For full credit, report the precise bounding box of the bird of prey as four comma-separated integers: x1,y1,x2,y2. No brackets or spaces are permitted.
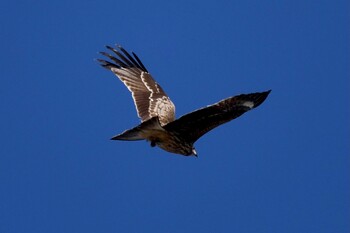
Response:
98,44,270,157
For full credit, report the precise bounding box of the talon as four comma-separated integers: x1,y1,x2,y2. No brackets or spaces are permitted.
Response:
150,141,156,147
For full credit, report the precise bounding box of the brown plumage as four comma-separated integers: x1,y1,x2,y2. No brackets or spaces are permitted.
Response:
98,44,271,156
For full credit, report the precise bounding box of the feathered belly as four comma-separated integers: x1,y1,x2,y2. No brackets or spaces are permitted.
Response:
141,129,192,156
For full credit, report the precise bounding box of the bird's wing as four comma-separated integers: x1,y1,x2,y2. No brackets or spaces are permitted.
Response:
164,90,271,143
98,45,175,125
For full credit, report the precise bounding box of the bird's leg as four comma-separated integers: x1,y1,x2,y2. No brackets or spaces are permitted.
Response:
150,141,156,147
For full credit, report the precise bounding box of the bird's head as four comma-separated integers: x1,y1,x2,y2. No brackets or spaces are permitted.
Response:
191,148,198,157
183,147,198,157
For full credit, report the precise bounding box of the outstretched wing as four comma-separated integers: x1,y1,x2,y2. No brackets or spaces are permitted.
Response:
164,90,271,143
98,45,175,125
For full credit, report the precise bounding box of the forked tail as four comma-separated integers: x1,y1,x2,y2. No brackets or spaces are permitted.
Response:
110,117,162,141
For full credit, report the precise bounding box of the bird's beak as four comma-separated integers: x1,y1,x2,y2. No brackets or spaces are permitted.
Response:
192,149,198,157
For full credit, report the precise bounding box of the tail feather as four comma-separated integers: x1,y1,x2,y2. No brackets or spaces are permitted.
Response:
111,117,162,141
111,128,144,141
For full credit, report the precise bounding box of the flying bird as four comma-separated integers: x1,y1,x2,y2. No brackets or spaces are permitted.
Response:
98,45,270,156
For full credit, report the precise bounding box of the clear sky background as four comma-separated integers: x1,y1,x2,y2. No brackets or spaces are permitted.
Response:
1,1,349,233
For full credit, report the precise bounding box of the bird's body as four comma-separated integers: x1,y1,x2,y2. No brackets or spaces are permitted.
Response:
112,116,196,155
98,45,270,156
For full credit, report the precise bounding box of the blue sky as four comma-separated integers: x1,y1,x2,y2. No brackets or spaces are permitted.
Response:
1,0,349,232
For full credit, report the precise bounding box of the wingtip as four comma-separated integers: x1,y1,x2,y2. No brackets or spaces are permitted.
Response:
264,89,272,98
253,90,271,108
260,89,272,98
115,44,124,51
263,89,272,95
96,58,108,66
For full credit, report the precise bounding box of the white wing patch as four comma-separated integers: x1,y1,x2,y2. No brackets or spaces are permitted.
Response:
242,101,255,109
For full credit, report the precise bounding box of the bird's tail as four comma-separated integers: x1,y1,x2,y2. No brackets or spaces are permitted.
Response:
110,117,162,141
